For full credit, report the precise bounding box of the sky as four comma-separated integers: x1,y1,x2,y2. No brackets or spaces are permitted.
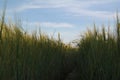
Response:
0,0,120,43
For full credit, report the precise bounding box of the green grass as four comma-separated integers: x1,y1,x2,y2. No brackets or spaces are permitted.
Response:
1,4,120,80
0,17,120,80
0,21,76,80
76,16,120,80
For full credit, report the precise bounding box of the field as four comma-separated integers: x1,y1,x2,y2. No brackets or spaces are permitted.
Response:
0,6,120,80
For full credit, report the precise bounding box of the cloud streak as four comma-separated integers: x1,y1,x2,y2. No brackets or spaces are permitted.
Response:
23,21,74,28
14,1,98,11
66,8,117,19
15,0,119,11
41,22,74,28
8,0,119,20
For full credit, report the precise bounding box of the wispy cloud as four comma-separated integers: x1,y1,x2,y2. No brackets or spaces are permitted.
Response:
7,0,113,12
66,8,117,19
14,3,67,12
8,0,119,20
15,0,119,11
23,21,74,28
41,22,74,28
61,0,119,19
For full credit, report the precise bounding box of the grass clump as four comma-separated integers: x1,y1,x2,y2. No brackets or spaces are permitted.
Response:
76,16,120,80
0,21,75,80
1,2,120,79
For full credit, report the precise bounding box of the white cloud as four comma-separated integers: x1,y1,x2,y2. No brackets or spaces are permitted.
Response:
23,21,40,27
41,22,74,28
10,0,71,12
66,8,117,19
7,0,120,20
23,21,74,28
14,3,67,12
11,0,118,12
22,21,76,43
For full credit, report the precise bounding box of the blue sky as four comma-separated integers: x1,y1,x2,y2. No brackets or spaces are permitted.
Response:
0,0,120,43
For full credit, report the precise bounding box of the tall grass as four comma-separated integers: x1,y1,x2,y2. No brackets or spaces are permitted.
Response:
1,2,120,80
76,15,120,80
0,20,76,80
0,2,77,79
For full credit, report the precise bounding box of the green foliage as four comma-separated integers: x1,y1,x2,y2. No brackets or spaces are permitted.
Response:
0,3,120,79
76,17,120,80
0,22,75,80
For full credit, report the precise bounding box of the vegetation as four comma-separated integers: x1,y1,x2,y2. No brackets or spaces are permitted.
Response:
1,2,120,80
0,20,77,80
75,16,120,80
